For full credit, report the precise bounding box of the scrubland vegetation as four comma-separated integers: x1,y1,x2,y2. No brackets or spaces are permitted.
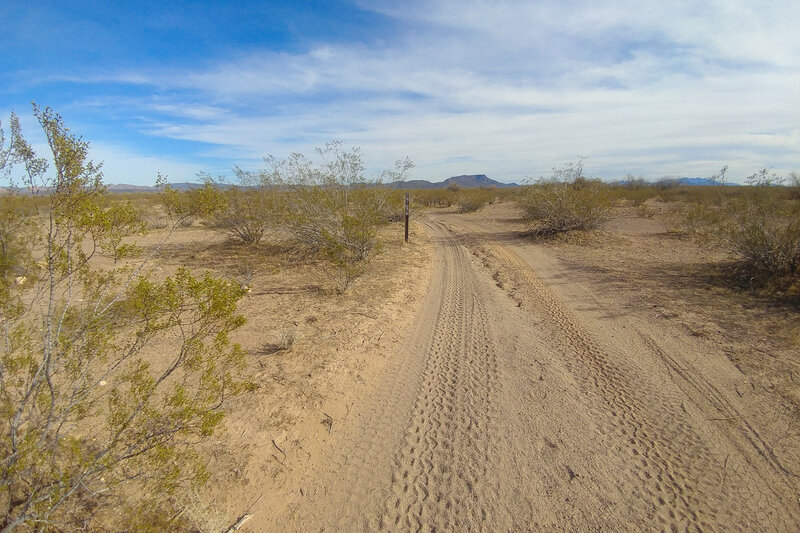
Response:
0,107,412,530
412,186,513,213
1,103,797,530
499,162,798,296
516,160,612,236
668,168,800,286
395,161,799,296
613,169,799,294
0,107,258,531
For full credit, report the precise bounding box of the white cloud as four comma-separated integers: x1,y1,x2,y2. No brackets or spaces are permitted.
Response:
15,0,799,184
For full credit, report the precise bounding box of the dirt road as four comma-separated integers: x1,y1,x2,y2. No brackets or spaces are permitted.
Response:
269,213,800,531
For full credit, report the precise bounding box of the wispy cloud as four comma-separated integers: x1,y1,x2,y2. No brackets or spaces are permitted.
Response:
3,0,798,184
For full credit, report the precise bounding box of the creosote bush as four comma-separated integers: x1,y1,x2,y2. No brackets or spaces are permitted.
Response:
517,161,612,236
414,188,455,208
261,142,413,291
204,167,288,245
158,174,227,227
683,167,800,284
0,106,252,531
456,189,494,213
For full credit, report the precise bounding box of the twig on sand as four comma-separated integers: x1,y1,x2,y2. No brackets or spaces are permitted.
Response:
225,494,263,532
272,439,286,456
225,513,253,532
720,455,730,486
322,413,334,434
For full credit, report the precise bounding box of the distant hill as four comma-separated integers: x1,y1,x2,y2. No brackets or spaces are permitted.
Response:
167,182,214,190
391,174,519,189
4,175,520,194
445,174,518,188
106,183,161,193
611,177,739,187
107,182,225,193
671,177,739,186
115,175,520,192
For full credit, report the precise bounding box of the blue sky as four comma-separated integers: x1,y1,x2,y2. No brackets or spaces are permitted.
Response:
2,0,798,185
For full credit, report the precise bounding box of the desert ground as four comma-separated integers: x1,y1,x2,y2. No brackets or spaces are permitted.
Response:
155,200,799,532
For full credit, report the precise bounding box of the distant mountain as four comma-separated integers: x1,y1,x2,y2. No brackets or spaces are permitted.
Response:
166,182,213,190
392,179,442,189
611,177,739,187
106,182,226,193
391,174,519,189
106,183,160,193
672,177,739,186
1,184,166,195
3,175,519,195
445,174,518,188
111,175,520,192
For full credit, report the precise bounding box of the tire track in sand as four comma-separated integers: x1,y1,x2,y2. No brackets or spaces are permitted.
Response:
470,234,800,532
278,213,799,531
380,220,501,531
284,220,502,531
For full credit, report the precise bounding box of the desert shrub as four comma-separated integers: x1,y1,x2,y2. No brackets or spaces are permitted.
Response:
0,195,40,320
414,189,455,208
265,143,413,291
493,186,521,203
673,167,800,286
0,106,252,531
456,189,493,213
669,201,727,235
636,203,655,219
709,169,800,280
379,188,409,222
517,161,612,236
212,188,279,244
204,167,290,245
608,176,662,207
158,177,227,229
137,204,172,229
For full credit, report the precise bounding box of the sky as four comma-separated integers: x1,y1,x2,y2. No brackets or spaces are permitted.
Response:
1,0,798,185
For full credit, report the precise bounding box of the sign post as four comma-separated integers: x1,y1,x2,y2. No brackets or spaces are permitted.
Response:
404,192,410,243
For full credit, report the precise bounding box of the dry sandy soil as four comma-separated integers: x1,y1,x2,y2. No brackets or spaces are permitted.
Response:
156,202,800,531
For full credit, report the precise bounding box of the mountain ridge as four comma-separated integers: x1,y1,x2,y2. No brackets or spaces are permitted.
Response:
3,175,753,194
390,174,519,189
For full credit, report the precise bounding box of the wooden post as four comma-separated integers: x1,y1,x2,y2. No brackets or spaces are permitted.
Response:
404,192,410,243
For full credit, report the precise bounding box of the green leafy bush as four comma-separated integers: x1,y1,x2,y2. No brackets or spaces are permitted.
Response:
0,106,251,531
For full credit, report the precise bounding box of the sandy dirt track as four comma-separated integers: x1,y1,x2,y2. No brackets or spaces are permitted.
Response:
267,213,800,531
